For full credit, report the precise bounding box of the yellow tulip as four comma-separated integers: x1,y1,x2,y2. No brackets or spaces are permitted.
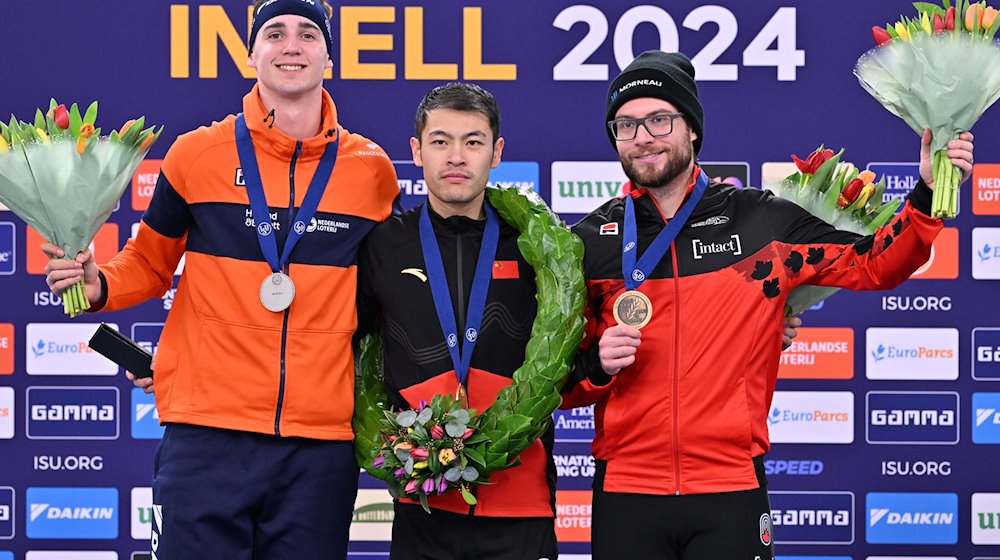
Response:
35,128,50,143
855,184,876,208
412,461,428,470
921,11,932,34
895,21,912,40
0,135,8,152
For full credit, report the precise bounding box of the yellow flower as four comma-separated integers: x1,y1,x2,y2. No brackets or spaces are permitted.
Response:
0,135,8,152
77,122,96,154
36,128,50,143
438,448,457,466
921,11,932,34
413,461,428,470
855,184,876,207
895,21,911,40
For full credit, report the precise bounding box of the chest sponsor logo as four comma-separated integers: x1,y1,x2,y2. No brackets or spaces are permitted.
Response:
307,216,351,234
132,388,163,440
0,387,11,440
973,492,1000,544
131,487,152,540
973,163,1000,215
0,323,13,375
973,392,1000,444
689,215,730,228
350,489,393,542
767,391,854,444
131,159,162,210
866,392,959,445
911,227,958,279
554,405,594,442
974,329,1000,380
691,234,742,260
26,387,119,440
26,487,118,539
555,490,592,543
26,323,118,376
599,222,618,236
973,227,1000,279
26,223,119,274
551,161,627,215
866,492,958,544
0,222,14,275
778,327,853,379
865,327,958,380
764,459,825,476
769,491,854,545
868,162,921,211
0,487,13,539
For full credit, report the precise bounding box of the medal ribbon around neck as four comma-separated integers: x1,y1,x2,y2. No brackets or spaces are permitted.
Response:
235,113,339,277
622,170,709,289
418,201,500,387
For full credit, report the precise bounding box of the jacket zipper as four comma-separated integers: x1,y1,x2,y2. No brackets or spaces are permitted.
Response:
670,242,682,494
274,140,302,436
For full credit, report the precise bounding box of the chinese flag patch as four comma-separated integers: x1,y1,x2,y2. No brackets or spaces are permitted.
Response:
492,260,519,279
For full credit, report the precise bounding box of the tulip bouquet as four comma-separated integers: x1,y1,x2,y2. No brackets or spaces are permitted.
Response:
370,395,488,512
855,0,1000,219
766,146,902,316
0,99,161,316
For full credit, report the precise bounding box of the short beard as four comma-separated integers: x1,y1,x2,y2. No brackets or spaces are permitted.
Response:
620,139,694,190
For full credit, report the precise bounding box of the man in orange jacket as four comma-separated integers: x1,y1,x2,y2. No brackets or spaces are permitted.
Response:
42,1,399,558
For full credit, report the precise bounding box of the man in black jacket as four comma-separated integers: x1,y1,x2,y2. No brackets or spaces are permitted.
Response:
357,82,558,560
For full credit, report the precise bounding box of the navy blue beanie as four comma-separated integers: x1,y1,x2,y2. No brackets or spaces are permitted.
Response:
248,0,333,57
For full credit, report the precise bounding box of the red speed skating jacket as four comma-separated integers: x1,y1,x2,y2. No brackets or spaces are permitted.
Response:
563,166,941,495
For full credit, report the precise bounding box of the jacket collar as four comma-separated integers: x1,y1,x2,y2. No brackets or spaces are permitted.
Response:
241,84,341,159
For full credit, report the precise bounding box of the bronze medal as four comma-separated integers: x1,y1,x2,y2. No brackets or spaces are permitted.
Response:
613,289,653,329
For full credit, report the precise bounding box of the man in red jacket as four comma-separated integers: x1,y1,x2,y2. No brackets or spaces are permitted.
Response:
563,50,974,559
42,1,398,558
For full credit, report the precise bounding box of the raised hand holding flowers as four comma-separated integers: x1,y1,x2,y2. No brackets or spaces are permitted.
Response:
856,0,1000,218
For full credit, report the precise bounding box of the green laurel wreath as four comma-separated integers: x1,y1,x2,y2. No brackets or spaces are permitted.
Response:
353,185,586,492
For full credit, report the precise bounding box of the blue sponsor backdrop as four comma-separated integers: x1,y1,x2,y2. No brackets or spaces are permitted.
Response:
2,1,1000,558
865,492,959,545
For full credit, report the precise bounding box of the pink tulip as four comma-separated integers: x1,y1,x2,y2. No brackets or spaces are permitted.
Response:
405,479,419,494
461,428,475,439
410,447,430,460
431,425,445,439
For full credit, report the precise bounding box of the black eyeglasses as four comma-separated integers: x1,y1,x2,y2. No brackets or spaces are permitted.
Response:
607,112,684,141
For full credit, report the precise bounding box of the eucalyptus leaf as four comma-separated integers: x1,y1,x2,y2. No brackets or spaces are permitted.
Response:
396,410,418,427
445,421,466,437
461,466,480,481
416,407,433,425
444,467,462,482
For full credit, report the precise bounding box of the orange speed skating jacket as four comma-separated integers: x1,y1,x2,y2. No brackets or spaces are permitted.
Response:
97,85,399,440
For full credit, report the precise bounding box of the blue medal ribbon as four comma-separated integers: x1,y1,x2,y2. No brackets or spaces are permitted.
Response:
235,113,339,274
418,201,500,385
623,170,709,290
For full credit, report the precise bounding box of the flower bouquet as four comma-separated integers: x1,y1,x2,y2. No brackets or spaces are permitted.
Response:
353,185,586,511
766,146,902,316
855,0,1000,218
0,100,162,316
371,395,487,511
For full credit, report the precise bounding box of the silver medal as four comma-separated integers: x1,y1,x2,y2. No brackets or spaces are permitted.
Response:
259,272,295,312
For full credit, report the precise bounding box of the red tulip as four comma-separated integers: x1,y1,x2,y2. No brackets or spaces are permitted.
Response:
792,148,835,175
945,6,956,30
48,104,70,129
871,26,893,46
933,13,945,33
838,178,865,208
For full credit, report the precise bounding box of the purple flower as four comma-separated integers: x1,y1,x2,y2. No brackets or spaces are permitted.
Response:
437,475,448,494
422,478,436,494
372,455,385,468
394,467,406,478
418,400,427,411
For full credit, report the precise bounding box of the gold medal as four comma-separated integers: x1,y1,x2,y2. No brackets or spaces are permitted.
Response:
455,384,469,409
613,290,653,329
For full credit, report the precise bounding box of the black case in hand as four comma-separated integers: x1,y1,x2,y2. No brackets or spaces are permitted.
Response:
88,323,154,378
